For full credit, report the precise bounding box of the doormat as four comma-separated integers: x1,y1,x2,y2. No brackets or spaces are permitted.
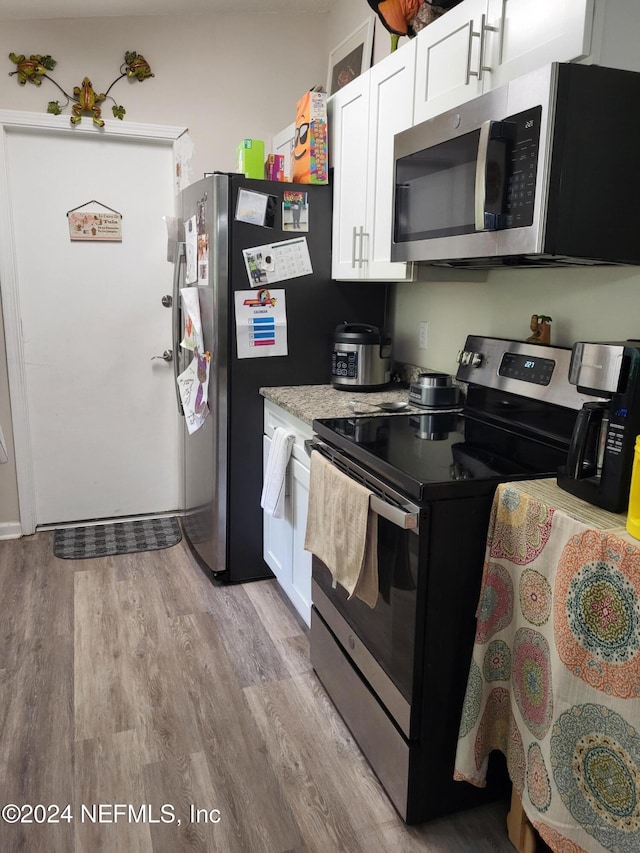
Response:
53,516,182,560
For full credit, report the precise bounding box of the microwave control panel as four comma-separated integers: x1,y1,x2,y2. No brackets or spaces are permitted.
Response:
504,106,542,229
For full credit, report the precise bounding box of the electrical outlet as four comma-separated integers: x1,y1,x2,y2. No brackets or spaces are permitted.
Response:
418,321,429,350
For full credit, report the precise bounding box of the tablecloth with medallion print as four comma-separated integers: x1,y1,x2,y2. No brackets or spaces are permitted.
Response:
454,481,640,853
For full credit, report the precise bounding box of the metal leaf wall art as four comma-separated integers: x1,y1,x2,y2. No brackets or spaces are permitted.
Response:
8,51,154,126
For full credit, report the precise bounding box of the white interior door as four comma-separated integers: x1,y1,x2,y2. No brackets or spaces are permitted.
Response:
3,124,181,526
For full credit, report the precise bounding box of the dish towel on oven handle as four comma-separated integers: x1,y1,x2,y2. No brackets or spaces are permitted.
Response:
304,450,379,609
261,427,295,518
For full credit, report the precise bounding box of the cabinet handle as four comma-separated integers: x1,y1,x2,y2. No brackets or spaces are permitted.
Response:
352,225,367,268
465,19,478,85
357,225,367,269
470,14,500,82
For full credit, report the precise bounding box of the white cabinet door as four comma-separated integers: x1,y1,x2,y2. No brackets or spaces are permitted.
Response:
414,0,592,123
486,0,592,89
262,434,292,586
413,0,487,124
290,456,312,624
262,402,313,627
330,74,370,280
366,42,416,281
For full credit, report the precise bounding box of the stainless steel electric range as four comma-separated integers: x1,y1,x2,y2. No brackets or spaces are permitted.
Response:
309,335,601,825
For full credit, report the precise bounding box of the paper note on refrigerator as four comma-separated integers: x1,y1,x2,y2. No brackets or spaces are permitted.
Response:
234,289,287,359
196,196,209,283
177,352,210,434
180,287,204,353
242,237,312,286
184,215,198,284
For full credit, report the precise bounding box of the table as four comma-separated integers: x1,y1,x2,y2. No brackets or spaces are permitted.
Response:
454,479,640,853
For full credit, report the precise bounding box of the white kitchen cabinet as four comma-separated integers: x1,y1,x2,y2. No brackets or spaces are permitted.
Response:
330,75,368,281
413,0,487,124
486,0,592,89
262,401,313,626
413,0,593,123
331,42,416,282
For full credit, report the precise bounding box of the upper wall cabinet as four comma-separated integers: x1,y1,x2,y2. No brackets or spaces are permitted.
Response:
331,42,416,281
413,0,593,124
486,0,592,89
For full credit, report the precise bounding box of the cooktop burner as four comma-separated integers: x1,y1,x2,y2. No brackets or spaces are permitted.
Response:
313,337,596,502
312,411,566,502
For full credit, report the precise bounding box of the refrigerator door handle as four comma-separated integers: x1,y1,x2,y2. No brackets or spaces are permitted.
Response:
172,242,186,415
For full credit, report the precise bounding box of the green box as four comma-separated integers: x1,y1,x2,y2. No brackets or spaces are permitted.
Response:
237,139,265,179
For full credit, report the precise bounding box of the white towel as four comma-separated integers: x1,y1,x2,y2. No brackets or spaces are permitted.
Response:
304,450,378,609
261,427,295,518
0,423,7,464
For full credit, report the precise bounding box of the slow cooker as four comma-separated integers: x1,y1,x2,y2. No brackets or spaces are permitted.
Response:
331,323,391,391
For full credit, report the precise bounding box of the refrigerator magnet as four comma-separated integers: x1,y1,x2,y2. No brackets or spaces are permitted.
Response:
283,190,308,232
184,216,198,284
235,189,277,228
234,290,288,359
242,238,312,287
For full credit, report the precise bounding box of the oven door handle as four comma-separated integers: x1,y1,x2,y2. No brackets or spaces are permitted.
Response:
307,439,419,531
369,494,418,530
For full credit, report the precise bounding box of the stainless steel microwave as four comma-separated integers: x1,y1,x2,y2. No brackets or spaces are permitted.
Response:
392,62,640,268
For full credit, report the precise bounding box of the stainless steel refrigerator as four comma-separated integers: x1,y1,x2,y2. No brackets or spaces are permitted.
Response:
173,173,387,583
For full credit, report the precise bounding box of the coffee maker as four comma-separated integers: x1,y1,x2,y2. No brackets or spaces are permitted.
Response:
557,341,640,512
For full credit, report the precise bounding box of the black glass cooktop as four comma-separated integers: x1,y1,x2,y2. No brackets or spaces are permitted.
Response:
313,412,567,502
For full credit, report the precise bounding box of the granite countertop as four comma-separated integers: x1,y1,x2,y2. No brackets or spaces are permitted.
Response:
259,383,427,426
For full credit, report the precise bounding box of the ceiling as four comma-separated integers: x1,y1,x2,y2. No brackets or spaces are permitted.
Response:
0,0,338,21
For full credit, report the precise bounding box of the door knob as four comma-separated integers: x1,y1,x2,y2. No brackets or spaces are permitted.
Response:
151,349,173,362
161,294,172,307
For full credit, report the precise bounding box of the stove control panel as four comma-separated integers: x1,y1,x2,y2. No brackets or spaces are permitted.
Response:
498,351,555,385
456,335,600,411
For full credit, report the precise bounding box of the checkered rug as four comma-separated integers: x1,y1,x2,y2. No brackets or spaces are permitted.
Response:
53,516,182,559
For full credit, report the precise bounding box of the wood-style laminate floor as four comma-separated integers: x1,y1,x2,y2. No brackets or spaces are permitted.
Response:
0,532,517,852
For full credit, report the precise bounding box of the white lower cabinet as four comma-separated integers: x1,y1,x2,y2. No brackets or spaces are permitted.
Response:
262,401,313,626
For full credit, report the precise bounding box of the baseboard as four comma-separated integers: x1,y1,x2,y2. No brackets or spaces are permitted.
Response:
0,522,22,540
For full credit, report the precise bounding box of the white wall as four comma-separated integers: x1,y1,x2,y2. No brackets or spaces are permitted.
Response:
392,265,640,375
0,14,331,178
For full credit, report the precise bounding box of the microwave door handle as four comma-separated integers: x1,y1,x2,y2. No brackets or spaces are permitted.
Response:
475,120,515,231
474,120,493,231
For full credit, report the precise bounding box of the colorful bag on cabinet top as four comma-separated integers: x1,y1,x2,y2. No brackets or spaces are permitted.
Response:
292,89,328,185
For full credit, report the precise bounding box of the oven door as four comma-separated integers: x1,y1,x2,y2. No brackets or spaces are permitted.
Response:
309,446,427,741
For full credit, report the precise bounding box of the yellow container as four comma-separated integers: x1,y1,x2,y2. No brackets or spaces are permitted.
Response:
626,435,640,540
